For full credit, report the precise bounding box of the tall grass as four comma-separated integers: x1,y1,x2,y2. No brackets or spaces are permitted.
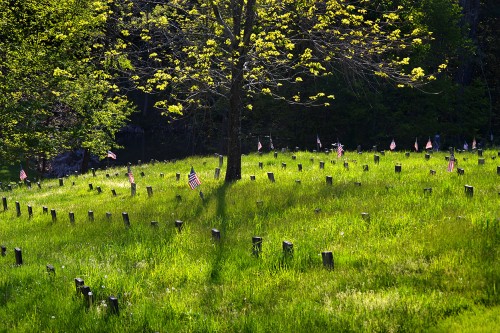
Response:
0,150,499,332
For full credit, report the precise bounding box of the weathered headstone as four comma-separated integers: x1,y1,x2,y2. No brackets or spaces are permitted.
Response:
96,186,102,194
292,155,296,160
354,182,361,186
176,194,182,201
74,278,84,293
46,264,55,274
37,182,41,189
211,228,221,241
319,161,325,169
88,183,93,190
106,212,112,222
424,188,432,195
363,165,369,172
250,175,256,181
344,161,349,169
108,296,119,315
372,145,377,152
380,151,385,156
160,173,164,178
274,151,278,158
214,168,221,179
281,162,286,169
7,184,12,191
88,211,94,221
252,236,262,257
15,202,21,217
43,206,48,214
2,197,7,211
497,166,500,175
361,212,370,222
395,164,402,173
298,164,302,172
425,153,430,160
176,173,180,181
326,176,333,185
175,220,183,232
51,209,57,222
259,162,263,169
321,251,334,270
91,168,96,177
295,179,301,184
86,291,94,308
465,185,473,197
69,212,75,223
26,180,31,189
457,168,465,175
1,245,6,256
282,241,293,256
374,155,380,164
59,178,64,186
219,155,224,167
15,247,22,265
267,172,275,182
150,221,158,227
111,189,117,196
146,186,153,197
122,212,130,227
430,169,436,175
27,205,33,218
131,183,136,196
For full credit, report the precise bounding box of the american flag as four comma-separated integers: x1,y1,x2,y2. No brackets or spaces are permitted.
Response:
390,139,396,151
472,138,476,150
257,139,262,151
425,138,432,150
188,167,201,190
336,142,343,158
270,134,274,150
414,138,418,151
107,151,117,159
317,135,322,148
20,168,27,181
127,165,135,183
463,142,468,150
447,155,455,172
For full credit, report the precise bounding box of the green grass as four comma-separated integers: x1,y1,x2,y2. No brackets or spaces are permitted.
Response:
0,150,499,332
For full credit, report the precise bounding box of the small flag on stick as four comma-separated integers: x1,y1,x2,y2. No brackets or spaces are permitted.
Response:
20,167,27,181
390,139,396,151
316,135,322,148
188,167,201,190
270,134,274,150
414,138,418,152
127,165,135,184
447,155,455,172
257,138,262,151
336,142,343,158
463,142,468,150
107,151,117,159
425,138,432,150
472,137,477,150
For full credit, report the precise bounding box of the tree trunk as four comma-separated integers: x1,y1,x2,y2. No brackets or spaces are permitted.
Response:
81,148,90,174
225,64,243,182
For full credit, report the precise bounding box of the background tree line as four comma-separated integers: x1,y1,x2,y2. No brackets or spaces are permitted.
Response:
0,0,497,178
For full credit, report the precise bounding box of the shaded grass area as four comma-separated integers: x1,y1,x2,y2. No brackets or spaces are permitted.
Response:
0,150,499,332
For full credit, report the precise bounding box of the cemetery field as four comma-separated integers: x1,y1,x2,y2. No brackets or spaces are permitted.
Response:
0,150,499,332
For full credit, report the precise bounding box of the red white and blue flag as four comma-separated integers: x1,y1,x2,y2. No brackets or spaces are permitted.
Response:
390,139,396,151
414,138,418,151
336,142,343,158
107,151,117,159
127,165,135,184
447,155,455,172
20,168,27,181
188,167,201,190
257,138,262,151
463,142,468,150
426,138,432,150
472,138,477,150
317,135,322,148
270,134,274,150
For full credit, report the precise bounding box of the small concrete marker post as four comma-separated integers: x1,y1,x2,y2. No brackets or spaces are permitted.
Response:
1,245,6,256
405,152,410,157
211,228,221,241
319,161,325,169
361,212,370,222
122,212,130,227
478,158,485,165
214,168,221,180
108,296,119,315
106,212,112,222
160,173,164,178
26,180,31,189
478,149,483,157
96,186,102,194
281,162,286,169
252,236,262,257
131,183,136,197
15,247,22,265
2,197,7,211
295,179,301,184
395,164,402,173
344,161,349,169
37,182,41,189
363,165,369,172
46,264,55,275
497,166,500,175
250,175,255,181
59,178,64,186
425,153,430,160
150,221,158,227
374,155,380,164
15,201,21,217
86,291,94,308
175,220,183,232
219,154,224,167
298,163,302,171
282,241,293,257
69,212,75,223
27,205,33,218
259,162,263,169
322,251,334,270
51,209,57,222
140,171,145,177
465,185,474,197
74,278,84,293
89,183,93,190
146,186,153,197
43,206,48,214
458,168,465,175
430,169,436,175
88,211,94,222
274,151,278,158
424,188,432,195
267,172,275,182
176,173,180,181
292,155,296,160
91,168,96,177
111,189,117,196
326,176,333,185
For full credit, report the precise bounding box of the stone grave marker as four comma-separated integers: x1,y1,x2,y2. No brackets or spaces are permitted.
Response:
322,251,334,270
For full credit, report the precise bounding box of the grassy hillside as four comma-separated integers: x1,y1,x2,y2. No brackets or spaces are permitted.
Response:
0,150,499,332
